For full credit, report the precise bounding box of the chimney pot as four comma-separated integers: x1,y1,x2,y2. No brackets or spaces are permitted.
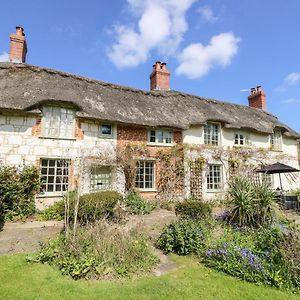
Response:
150,61,170,91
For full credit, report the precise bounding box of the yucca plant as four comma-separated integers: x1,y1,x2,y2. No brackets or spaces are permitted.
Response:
228,177,256,227
255,183,277,226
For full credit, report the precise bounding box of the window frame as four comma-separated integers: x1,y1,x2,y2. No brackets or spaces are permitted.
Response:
148,129,173,145
206,164,223,192
42,106,76,139
204,123,220,146
234,131,250,146
40,158,70,196
135,160,156,191
270,130,282,151
99,123,114,138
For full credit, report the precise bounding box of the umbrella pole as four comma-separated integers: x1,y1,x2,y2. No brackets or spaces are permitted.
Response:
279,173,283,192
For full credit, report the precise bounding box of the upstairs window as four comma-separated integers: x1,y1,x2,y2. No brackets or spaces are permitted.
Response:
204,123,220,145
100,124,114,138
149,129,173,144
270,130,282,151
43,106,75,138
234,132,249,146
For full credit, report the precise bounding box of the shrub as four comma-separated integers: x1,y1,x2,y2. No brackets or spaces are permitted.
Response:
228,177,256,227
175,200,212,219
124,192,156,215
0,166,40,221
228,177,277,227
156,219,213,255
30,221,158,279
69,191,121,225
38,200,65,221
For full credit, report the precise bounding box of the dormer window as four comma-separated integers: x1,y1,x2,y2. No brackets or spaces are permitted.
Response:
234,132,249,146
42,106,75,139
270,130,282,151
148,129,173,144
204,123,220,146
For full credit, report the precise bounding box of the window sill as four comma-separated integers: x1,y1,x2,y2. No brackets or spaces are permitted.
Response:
37,193,65,198
147,142,175,147
138,189,157,192
206,189,223,193
39,136,77,141
270,149,283,152
98,135,115,139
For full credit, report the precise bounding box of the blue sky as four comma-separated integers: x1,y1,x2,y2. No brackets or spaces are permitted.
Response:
0,0,299,131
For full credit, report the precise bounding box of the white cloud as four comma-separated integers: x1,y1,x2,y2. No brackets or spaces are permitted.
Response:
0,52,9,62
176,32,240,79
281,97,300,104
197,6,218,23
284,72,300,86
107,0,197,69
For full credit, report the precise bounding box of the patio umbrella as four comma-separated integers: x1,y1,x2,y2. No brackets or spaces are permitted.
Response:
256,162,300,191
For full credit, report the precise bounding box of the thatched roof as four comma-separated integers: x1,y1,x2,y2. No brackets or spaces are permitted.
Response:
0,63,299,138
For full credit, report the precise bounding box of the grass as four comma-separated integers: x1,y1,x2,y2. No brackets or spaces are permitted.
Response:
0,254,297,300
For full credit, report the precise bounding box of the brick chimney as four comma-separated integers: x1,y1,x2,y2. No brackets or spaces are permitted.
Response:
9,26,27,63
248,85,266,110
150,61,170,91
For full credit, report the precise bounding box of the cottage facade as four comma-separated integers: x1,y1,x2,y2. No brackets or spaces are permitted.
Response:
0,27,299,208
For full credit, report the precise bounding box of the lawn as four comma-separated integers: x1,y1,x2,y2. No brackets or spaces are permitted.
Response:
0,254,296,300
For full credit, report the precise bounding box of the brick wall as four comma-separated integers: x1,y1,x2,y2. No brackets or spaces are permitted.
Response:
117,124,182,199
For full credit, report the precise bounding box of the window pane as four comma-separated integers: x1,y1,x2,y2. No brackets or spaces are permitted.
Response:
101,125,112,135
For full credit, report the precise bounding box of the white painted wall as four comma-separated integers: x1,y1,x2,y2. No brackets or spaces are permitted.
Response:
183,124,300,201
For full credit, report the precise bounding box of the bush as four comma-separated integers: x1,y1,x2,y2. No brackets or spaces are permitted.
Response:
69,191,121,225
124,192,156,215
0,166,40,221
156,219,213,255
175,200,212,219
38,200,65,221
30,221,158,279
228,177,277,227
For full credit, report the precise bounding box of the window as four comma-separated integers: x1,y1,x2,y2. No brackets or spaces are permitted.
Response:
149,129,173,144
135,161,155,190
270,130,282,151
204,123,220,145
40,159,70,194
90,166,112,192
234,132,249,146
207,165,222,191
43,106,75,138
100,124,113,138
261,173,273,187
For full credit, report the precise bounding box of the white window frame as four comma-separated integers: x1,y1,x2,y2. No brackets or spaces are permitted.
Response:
270,130,282,151
206,164,223,192
90,166,112,192
40,158,70,195
99,123,114,138
148,129,173,145
204,123,220,146
42,106,76,139
234,131,250,146
135,160,156,191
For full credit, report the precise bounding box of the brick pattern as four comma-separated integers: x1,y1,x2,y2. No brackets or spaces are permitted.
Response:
248,87,266,110
32,116,42,136
9,27,27,63
75,119,84,140
117,124,182,199
150,62,170,90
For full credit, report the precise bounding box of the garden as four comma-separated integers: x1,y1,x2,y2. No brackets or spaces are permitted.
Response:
1,164,300,299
